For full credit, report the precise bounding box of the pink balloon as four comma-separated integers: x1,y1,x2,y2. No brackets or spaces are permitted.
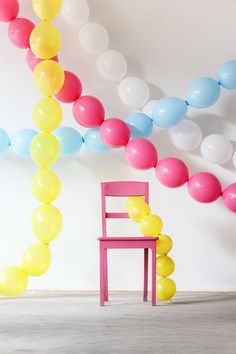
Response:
100,118,130,148
8,18,34,49
188,172,222,203
125,138,157,170
0,0,19,22
26,49,58,71
56,71,82,103
222,183,236,213
155,157,189,188
73,96,105,128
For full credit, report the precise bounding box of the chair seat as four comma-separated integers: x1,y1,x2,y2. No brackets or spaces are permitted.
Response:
98,236,158,241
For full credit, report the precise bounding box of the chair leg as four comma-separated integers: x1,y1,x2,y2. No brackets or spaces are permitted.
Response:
104,248,108,302
143,249,148,301
151,246,156,306
99,244,105,306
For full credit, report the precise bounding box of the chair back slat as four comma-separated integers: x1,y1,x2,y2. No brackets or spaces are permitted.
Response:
106,212,129,219
101,181,149,237
102,181,148,197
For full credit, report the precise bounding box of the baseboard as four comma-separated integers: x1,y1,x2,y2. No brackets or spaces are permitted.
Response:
24,289,236,293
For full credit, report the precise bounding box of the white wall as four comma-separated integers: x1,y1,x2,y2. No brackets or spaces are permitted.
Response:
0,0,236,291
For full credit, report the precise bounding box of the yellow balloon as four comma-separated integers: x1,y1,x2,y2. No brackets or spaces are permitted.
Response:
32,168,61,203
30,132,60,168
21,243,51,276
156,277,176,301
32,204,63,244
32,0,62,21
30,22,61,59
32,98,62,132
156,234,173,255
33,60,65,97
0,266,28,296
140,214,163,236
156,255,175,277
125,196,144,211
128,202,150,223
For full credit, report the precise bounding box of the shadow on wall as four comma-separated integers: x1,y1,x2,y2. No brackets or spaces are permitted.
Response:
194,113,236,142
220,91,236,126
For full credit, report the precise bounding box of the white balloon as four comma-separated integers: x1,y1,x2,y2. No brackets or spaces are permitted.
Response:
97,50,127,82
62,0,89,26
118,77,150,108
233,151,236,168
142,100,159,117
201,134,233,165
169,119,202,151
79,22,109,55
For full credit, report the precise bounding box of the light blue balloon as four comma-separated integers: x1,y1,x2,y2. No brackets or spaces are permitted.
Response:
0,128,10,154
10,129,38,157
152,97,188,128
53,127,83,156
127,125,140,140
218,60,236,89
187,77,220,108
84,127,111,153
125,112,153,139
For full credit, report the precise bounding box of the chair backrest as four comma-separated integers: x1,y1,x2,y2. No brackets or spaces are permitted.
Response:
101,181,149,237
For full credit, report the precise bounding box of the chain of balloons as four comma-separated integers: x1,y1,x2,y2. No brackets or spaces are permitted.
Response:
125,197,175,301
0,0,236,216
3,119,234,169
0,127,111,157
0,0,64,296
63,0,236,167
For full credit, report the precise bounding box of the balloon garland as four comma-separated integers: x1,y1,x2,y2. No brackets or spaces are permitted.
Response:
2,123,230,169
125,197,176,301
63,0,235,167
0,0,63,296
2,125,233,167
1,0,236,215
0,127,111,157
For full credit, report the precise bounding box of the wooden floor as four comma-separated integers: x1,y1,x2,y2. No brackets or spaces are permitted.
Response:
0,291,236,354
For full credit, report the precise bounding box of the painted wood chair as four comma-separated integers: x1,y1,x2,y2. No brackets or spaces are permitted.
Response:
98,181,157,306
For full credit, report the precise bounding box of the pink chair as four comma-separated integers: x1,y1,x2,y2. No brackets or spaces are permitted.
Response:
98,181,157,306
